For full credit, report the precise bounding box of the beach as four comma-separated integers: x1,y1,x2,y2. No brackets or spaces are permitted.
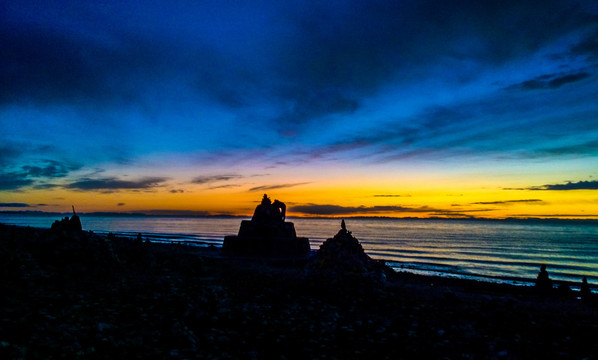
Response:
1,223,597,359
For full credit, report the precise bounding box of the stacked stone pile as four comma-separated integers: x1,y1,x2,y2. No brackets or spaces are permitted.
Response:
308,220,390,280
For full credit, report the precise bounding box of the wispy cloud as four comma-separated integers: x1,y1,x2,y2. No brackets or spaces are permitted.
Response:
535,140,598,157
291,204,440,215
373,194,411,198
507,71,592,91
0,202,30,208
570,29,598,59
290,202,499,216
512,214,598,218
505,180,598,191
22,160,81,178
0,159,80,191
0,172,35,191
192,174,243,185
66,177,168,191
249,183,310,192
471,199,543,205
207,184,241,190
535,180,598,191
0,144,23,166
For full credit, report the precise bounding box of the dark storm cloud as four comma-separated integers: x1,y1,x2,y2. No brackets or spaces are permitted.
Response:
0,202,30,208
254,0,594,131
22,0,579,133
2,0,597,171
249,183,311,192
507,72,592,91
2,1,594,123
66,177,168,191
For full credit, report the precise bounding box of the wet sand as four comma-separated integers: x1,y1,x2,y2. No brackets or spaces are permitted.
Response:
1,223,597,359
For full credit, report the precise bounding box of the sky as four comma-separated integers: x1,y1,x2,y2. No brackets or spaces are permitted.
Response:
1,0,598,218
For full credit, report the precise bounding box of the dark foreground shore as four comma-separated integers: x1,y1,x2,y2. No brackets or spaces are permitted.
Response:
1,224,597,359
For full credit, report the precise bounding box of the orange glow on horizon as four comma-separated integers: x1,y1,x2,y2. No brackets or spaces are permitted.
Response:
4,177,597,220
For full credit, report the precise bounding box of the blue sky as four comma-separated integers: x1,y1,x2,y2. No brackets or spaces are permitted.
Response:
1,0,598,216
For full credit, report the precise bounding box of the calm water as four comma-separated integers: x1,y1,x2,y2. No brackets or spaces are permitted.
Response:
2,214,597,286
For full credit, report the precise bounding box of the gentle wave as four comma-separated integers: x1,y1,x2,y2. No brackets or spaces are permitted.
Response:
2,214,597,286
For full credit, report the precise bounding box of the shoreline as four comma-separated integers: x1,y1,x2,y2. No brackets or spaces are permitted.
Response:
1,222,597,358
2,222,596,292
4,211,598,224
62,230,598,292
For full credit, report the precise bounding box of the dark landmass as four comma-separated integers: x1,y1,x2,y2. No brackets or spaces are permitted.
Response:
0,210,244,218
1,223,597,359
3,210,598,225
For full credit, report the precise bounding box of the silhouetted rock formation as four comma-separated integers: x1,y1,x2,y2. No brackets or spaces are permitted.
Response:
223,195,310,257
307,220,389,280
50,206,83,233
535,264,552,291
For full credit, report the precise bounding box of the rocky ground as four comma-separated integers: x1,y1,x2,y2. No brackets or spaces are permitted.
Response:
1,223,597,359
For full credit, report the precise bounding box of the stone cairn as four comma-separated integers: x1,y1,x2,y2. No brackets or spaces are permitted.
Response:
307,219,389,280
50,206,83,233
223,194,310,257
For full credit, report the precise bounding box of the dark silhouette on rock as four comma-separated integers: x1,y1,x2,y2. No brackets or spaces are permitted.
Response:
307,220,390,281
535,264,552,291
50,205,83,233
223,194,309,257
580,276,591,300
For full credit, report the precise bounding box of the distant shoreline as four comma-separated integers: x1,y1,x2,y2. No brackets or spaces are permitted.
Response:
2,210,598,225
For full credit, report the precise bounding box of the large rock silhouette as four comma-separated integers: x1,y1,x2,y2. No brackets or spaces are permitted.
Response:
223,194,310,257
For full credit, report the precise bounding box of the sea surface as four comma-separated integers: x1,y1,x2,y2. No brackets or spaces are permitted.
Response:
2,214,597,287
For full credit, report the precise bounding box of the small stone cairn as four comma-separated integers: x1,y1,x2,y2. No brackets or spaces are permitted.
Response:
307,220,390,281
50,206,83,233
